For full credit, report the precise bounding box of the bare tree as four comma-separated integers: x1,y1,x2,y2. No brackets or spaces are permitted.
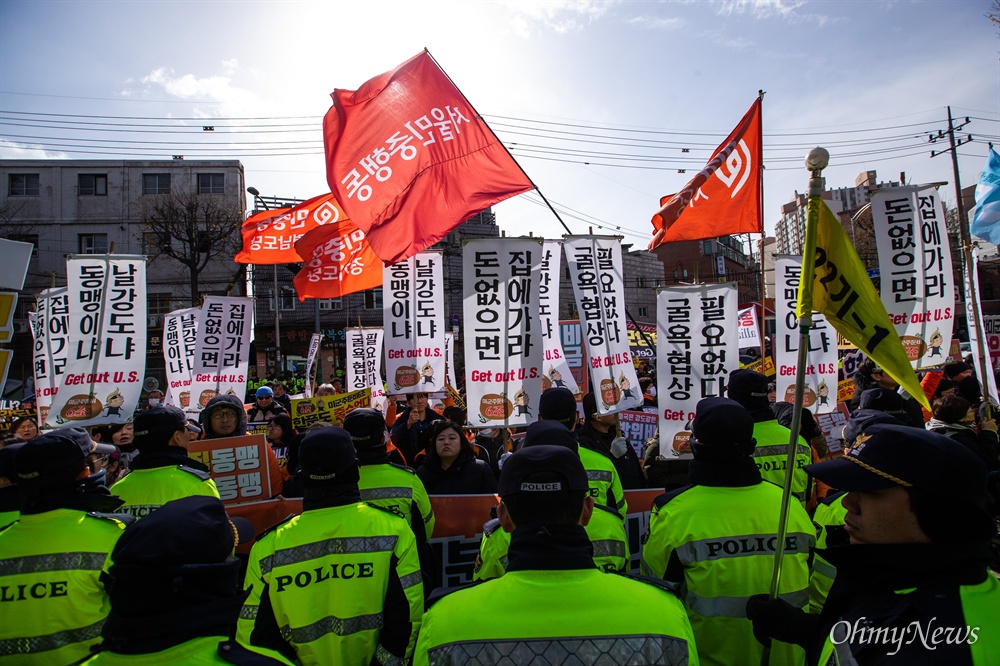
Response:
139,192,243,305
0,200,33,240
989,0,1000,26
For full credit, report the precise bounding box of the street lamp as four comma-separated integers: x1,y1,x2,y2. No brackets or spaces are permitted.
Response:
247,186,283,375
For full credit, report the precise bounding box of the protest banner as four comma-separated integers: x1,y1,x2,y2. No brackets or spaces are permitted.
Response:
655,283,740,460
235,192,348,265
775,255,838,414
303,333,323,398
288,388,372,430
966,248,1000,401
837,379,855,404
163,307,199,410
871,186,955,368
463,238,544,428
539,241,581,396
618,409,658,459
744,355,775,377
444,332,458,390
293,219,383,301
0,292,16,344
45,256,147,429
737,305,762,350
346,327,386,410
626,322,657,362
813,402,851,455
559,320,589,402
565,236,642,414
188,434,274,505
383,251,446,393
31,288,70,428
188,296,253,413
985,316,1000,367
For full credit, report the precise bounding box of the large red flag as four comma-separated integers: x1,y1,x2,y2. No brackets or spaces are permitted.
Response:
235,193,347,265
323,50,534,265
293,221,383,301
648,98,763,250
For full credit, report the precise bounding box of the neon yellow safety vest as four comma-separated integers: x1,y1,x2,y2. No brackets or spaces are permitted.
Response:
80,636,293,665
808,492,847,615
358,462,435,541
238,502,423,666
641,482,814,666
752,419,812,506
474,503,630,580
111,466,220,518
0,509,128,665
579,447,627,518
416,566,700,665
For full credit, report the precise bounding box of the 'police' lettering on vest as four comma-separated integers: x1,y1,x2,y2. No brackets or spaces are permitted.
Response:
1,581,69,601
275,562,375,592
704,535,801,559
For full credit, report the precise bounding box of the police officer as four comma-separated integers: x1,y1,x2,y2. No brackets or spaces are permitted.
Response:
80,496,291,664
538,387,627,518
641,397,814,666
748,424,1000,664
111,405,220,518
727,369,812,506
474,420,629,580
417,444,698,665
0,429,129,665
238,426,423,665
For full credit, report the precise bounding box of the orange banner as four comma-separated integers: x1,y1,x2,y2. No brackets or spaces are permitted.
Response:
188,434,274,505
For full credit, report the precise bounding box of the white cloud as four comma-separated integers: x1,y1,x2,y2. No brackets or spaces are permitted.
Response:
626,15,687,30
712,0,833,25
500,0,619,35
122,67,267,118
0,140,68,159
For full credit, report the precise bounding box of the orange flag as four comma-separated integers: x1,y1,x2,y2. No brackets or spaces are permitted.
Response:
323,50,534,265
235,193,347,265
649,98,763,250
292,221,383,301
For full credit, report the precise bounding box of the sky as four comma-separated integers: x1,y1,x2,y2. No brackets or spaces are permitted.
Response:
1,0,998,254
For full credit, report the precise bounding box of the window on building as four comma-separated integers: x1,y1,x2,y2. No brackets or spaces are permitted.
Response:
78,174,108,196
673,269,679,281
142,173,171,195
636,276,646,288
638,306,648,317
270,288,296,311
702,240,714,256
682,268,689,278
197,173,225,195
364,288,383,310
9,174,40,196
318,298,343,311
148,293,173,315
79,233,109,254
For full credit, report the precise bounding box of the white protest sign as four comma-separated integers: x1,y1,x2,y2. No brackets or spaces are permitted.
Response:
188,296,253,412
304,333,323,398
346,327,387,410
737,305,762,350
31,287,70,428
383,252,446,393
539,240,581,396
163,307,200,410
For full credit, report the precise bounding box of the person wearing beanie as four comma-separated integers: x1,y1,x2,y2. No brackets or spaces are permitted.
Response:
416,444,698,666
0,429,130,665
246,386,287,425
473,420,630,580
200,394,249,440
238,426,423,665
80,496,291,665
577,391,646,490
748,424,1000,665
944,361,974,383
641,397,814,666
539,387,628,518
727,369,813,507
111,405,220,518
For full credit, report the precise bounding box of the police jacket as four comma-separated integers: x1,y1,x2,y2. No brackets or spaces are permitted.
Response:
238,485,424,666
111,447,220,518
749,416,812,506
473,503,630,581
415,443,497,495
641,456,814,666
0,484,24,529
417,523,698,665
358,455,435,541
808,491,847,615
577,422,646,490
810,542,999,665
577,446,628,518
0,488,129,666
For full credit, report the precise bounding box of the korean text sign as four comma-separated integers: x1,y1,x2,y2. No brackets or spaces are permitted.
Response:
163,307,200,410
289,388,372,430
188,435,272,505
188,296,253,412
383,251,446,393
31,287,70,428
539,240,580,396
346,327,387,410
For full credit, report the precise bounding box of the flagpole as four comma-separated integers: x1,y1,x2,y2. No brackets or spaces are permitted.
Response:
756,91,767,362
423,48,573,236
760,147,828,666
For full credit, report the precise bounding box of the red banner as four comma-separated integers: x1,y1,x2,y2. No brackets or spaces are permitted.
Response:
649,98,763,249
235,193,348,265
292,221,383,301
323,51,534,265
188,434,275,505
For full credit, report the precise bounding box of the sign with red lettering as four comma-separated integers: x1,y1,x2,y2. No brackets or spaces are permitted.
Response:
188,434,273,505
539,241,580,396
383,251,446,393
163,307,199,411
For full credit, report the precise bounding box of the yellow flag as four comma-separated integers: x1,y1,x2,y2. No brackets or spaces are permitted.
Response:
797,201,929,410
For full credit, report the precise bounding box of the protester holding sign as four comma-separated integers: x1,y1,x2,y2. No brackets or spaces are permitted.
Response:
416,421,497,495
578,392,645,490
389,392,442,467
246,386,287,425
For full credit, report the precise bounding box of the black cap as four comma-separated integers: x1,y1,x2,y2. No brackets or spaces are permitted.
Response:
727,369,770,411
581,392,600,421
112,496,253,567
690,397,755,458
943,362,972,379
522,420,578,453
342,408,387,450
16,429,116,492
298,426,360,486
841,409,904,446
538,387,577,422
133,405,187,450
806,424,990,512
498,445,589,497
857,388,913,424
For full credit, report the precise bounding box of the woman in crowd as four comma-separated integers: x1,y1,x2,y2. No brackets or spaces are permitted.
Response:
416,420,497,495
926,393,1000,471
7,417,37,441
267,414,296,474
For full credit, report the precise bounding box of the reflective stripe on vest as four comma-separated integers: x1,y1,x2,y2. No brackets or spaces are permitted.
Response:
376,643,405,666
282,612,383,644
240,604,259,621
685,588,809,619
592,539,627,559
260,535,399,574
587,470,613,483
427,635,691,666
0,552,107,576
753,443,811,458
673,532,814,565
0,618,104,657
398,571,422,590
360,487,413,502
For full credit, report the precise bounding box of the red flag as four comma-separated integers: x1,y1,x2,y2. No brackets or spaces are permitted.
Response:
235,193,347,265
648,98,763,250
323,51,534,265
293,221,383,301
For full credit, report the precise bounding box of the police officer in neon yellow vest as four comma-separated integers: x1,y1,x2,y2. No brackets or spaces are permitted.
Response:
80,496,291,665
641,397,813,666
748,424,1000,665
417,444,698,665
0,429,129,665
238,426,423,665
